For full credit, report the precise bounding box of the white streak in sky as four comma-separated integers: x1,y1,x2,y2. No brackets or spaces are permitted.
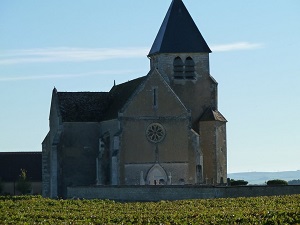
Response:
0,70,136,82
211,42,263,52
0,43,262,65
0,47,149,65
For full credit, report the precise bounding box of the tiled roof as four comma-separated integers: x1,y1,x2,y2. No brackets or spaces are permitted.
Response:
104,76,147,120
148,0,211,56
200,108,227,122
0,152,42,182
56,76,146,122
57,92,109,122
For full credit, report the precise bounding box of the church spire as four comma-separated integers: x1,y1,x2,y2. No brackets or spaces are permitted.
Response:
148,0,211,56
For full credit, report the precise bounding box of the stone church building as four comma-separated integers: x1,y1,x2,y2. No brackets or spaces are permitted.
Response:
42,0,227,198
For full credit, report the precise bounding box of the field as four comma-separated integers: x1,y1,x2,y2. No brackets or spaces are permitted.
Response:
1,195,300,224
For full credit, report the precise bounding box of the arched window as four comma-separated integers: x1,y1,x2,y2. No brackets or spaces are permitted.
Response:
185,57,195,79
173,57,184,79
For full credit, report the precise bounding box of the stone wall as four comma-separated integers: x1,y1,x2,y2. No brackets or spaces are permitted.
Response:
150,53,217,132
59,122,100,197
2,182,42,196
67,185,300,201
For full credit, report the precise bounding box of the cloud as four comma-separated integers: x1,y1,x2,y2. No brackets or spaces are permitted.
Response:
0,42,262,65
0,47,149,65
211,42,263,52
0,42,263,81
0,70,136,82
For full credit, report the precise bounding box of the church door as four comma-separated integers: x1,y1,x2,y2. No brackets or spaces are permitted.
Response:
146,164,168,185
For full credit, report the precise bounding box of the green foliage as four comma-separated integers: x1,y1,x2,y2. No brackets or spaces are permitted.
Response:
288,179,300,185
1,195,300,224
16,169,32,195
230,179,248,186
267,179,288,186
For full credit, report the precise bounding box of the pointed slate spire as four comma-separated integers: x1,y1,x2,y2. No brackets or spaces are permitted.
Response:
148,0,211,56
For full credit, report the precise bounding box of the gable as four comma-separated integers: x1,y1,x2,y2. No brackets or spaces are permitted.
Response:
49,88,60,119
199,107,227,122
103,76,146,120
122,69,189,117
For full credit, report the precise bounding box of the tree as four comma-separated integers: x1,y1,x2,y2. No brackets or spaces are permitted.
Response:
16,169,32,195
266,179,288,186
288,179,300,185
230,179,248,186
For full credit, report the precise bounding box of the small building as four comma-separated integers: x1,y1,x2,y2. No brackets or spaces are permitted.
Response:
0,152,42,195
43,0,227,198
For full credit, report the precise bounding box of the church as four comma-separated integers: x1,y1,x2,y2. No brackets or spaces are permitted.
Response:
42,0,227,198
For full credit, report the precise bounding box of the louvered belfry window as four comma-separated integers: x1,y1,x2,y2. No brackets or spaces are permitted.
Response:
185,57,195,79
173,57,184,79
173,56,195,79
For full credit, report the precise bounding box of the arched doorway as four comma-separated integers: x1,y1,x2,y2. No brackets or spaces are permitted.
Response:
146,164,168,185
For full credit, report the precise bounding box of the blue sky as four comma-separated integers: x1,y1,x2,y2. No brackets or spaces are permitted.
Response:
1,1,300,173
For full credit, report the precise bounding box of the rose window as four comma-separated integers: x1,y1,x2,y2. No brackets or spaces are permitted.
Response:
146,123,165,143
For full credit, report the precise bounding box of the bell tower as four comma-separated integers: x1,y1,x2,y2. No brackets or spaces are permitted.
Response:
147,0,216,130
148,0,227,184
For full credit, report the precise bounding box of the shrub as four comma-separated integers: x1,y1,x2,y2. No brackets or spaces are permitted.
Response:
288,179,300,185
16,169,32,195
266,179,288,186
230,179,248,186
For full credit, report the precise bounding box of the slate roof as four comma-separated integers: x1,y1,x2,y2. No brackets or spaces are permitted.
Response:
0,152,42,182
57,92,109,122
56,76,146,122
200,108,227,122
148,0,211,56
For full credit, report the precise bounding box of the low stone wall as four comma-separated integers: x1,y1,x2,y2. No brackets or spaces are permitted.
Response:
67,185,300,201
2,182,42,196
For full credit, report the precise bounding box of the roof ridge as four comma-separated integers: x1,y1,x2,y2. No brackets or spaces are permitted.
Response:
111,76,146,89
57,91,108,93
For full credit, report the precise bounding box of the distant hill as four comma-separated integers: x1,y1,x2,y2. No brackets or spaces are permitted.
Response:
228,170,300,185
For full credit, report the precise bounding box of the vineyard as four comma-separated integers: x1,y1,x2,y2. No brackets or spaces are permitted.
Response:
1,195,300,224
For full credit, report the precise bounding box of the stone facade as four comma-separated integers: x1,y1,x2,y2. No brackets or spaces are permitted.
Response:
42,0,228,198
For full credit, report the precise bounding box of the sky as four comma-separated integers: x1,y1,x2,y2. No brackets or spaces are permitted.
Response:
1,1,300,173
